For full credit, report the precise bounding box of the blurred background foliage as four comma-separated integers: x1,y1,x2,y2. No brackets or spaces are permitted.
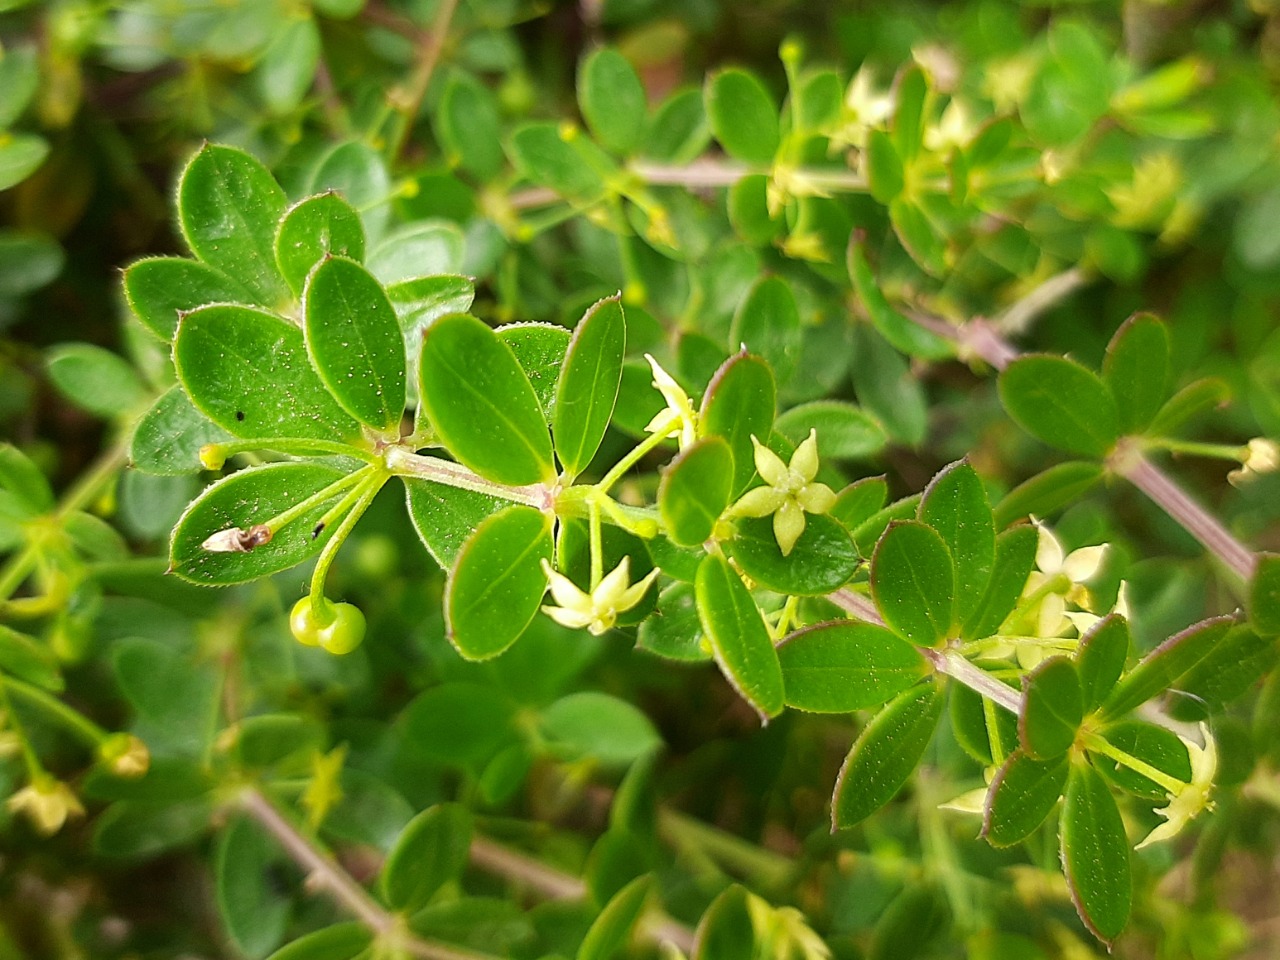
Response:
1,0,1280,958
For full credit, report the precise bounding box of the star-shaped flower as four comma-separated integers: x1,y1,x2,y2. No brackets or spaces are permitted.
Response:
1025,519,1109,638
7,775,85,835
541,557,660,636
731,431,836,557
644,355,698,450
1135,723,1217,850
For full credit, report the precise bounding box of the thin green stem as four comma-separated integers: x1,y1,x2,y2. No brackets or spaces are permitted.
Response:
983,697,1006,765
263,469,371,535
0,679,42,780
1083,732,1184,796
1144,438,1248,462
588,499,603,590
657,808,793,891
309,472,386,615
596,424,673,494
202,438,379,467
2,675,107,746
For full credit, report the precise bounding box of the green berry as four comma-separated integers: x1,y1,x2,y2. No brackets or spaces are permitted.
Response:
289,596,367,655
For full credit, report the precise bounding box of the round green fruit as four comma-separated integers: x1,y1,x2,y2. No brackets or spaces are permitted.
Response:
289,596,366,655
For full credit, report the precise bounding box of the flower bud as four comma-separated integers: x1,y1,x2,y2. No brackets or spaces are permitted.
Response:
98,733,151,779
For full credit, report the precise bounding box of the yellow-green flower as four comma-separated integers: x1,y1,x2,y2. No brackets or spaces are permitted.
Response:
643,354,698,450
1135,722,1217,850
1227,437,1280,487
541,557,660,635
7,775,85,835
97,733,151,779
731,431,836,557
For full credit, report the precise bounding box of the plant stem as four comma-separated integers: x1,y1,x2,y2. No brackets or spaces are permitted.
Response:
828,587,884,625
924,649,1023,714
595,422,675,494
240,788,502,960
386,0,460,162
1082,732,1184,796
657,808,794,891
1110,444,1257,581
629,158,753,188
309,473,386,612
203,438,380,467
2,676,107,746
263,468,371,535
993,267,1090,335
384,448,552,510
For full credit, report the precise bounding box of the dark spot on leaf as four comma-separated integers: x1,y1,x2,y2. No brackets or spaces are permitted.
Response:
312,522,325,539
235,410,245,421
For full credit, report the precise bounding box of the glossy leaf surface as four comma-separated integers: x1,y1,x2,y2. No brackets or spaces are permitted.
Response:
695,552,785,719
659,437,733,547
871,521,954,646
778,621,926,713
554,296,625,476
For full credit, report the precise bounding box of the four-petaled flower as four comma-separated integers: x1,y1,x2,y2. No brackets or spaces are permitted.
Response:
1136,722,1217,849
644,354,698,450
541,557,660,636
7,774,85,835
731,431,836,557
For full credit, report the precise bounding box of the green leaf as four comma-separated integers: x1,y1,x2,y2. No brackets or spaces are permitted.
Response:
402,683,516,768
774,400,886,460
1075,614,1129,712
830,476,888,532
541,692,662,767
728,514,859,596
728,175,785,245
256,15,320,115
403,477,505,569
498,322,571,424
508,123,609,203
169,462,353,585
919,460,995,624
1019,656,1083,760
1149,377,1230,438
692,885,758,960
1249,553,1280,637
307,141,393,243
445,505,553,660
1093,721,1190,801
174,303,360,441
0,624,62,692
419,313,556,485
1102,313,1169,435
130,385,233,476
659,437,733,547
123,256,254,340
890,198,948,277
216,817,292,959
993,461,1105,528
1060,761,1131,944
177,144,288,307
704,69,779,165
46,343,147,418
381,804,473,914
871,521,954,646
699,351,777,496
949,681,1019,765
983,750,1069,848
94,798,215,860
847,239,952,360
0,229,63,297
1102,614,1237,718
636,581,709,662
577,875,651,960
275,193,366,297
729,276,800,383
892,66,928,163
303,256,404,431
865,129,904,203
579,48,647,156
265,924,372,960
554,296,626,477
962,525,1038,641
778,620,926,713
437,72,505,181
232,714,323,769
0,46,39,128
853,493,921,555
0,133,48,191
642,88,710,164
850,325,927,446
832,680,943,828
998,355,1119,457
1173,625,1277,718
0,443,52,512
695,552,785,719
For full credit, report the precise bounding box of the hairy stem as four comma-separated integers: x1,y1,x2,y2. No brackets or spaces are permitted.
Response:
994,267,1090,335
1111,445,1257,581
385,448,552,510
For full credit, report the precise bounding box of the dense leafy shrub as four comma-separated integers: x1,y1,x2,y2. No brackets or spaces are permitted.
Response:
2,1,1280,957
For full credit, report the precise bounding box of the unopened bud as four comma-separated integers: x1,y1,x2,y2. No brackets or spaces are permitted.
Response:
98,733,151,779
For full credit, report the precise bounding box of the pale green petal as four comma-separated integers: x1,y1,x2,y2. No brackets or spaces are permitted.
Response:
774,498,806,556
617,566,661,611
797,481,836,515
542,560,594,614
587,611,617,635
542,604,596,630
734,485,786,518
1033,519,1064,574
594,556,633,608
751,436,790,487
791,429,820,481
1062,544,1108,583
